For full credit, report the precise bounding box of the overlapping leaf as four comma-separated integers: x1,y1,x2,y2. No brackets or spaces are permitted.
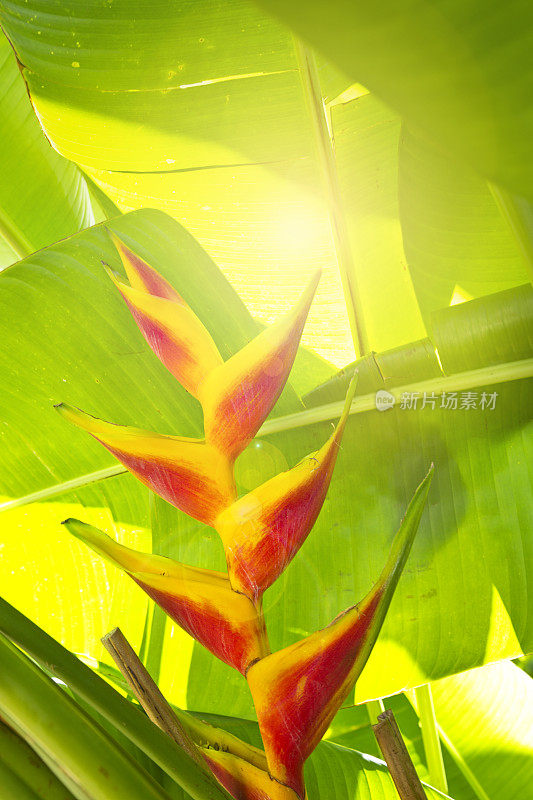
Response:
1,1,530,367
256,0,533,198
0,31,92,265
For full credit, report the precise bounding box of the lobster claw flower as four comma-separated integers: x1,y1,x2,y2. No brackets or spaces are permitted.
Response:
202,749,300,800
246,467,433,799
55,404,235,526
215,376,358,603
107,234,223,399
199,271,321,461
62,519,269,674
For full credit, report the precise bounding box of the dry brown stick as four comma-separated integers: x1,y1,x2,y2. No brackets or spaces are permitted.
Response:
101,627,205,770
373,709,429,800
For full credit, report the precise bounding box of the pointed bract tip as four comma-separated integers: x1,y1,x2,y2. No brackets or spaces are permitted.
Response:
54,402,82,422
62,518,94,540
103,265,124,285
421,462,435,485
301,268,321,306
310,267,322,289
105,227,122,247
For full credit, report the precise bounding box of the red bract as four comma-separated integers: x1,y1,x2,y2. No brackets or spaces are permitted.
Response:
202,750,299,800
106,264,223,399
55,406,236,526
63,519,269,674
199,271,320,461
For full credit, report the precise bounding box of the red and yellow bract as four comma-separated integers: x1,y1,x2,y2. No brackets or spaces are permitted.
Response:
63,519,269,674
215,378,357,603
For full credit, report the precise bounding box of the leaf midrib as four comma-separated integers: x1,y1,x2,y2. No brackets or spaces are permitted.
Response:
2,357,531,514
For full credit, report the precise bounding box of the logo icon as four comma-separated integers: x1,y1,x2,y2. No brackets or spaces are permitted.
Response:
375,389,395,412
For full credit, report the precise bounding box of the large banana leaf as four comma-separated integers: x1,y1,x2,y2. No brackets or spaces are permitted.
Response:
428,661,533,800
0,31,92,265
0,210,530,719
1,0,528,368
256,0,533,199
330,91,529,324
0,0,353,366
397,125,529,320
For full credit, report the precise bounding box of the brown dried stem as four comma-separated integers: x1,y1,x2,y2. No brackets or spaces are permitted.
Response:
372,709,429,800
101,627,205,770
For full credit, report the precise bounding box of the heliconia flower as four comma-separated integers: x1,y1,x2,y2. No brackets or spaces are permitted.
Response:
107,234,223,398
55,404,235,526
202,749,300,800
215,376,357,603
246,467,433,799
198,270,321,461
62,519,270,674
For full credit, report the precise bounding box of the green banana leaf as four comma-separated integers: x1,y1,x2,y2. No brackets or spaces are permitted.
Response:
255,0,533,199
0,0,355,366
0,210,530,719
325,695,476,799
397,125,529,320
1,0,528,368
0,31,92,264
427,661,533,800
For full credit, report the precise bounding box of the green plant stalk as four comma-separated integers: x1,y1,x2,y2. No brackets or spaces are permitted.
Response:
143,604,167,686
0,632,177,800
0,718,76,800
413,685,448,794
366,698,386,725
145,491,174,683
0,599,232,800
0,206,34,260
0,758,43,800
262,356,533,435
436,724,490,800
1,356,530,514
489,183,533,283
294,37,369,357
